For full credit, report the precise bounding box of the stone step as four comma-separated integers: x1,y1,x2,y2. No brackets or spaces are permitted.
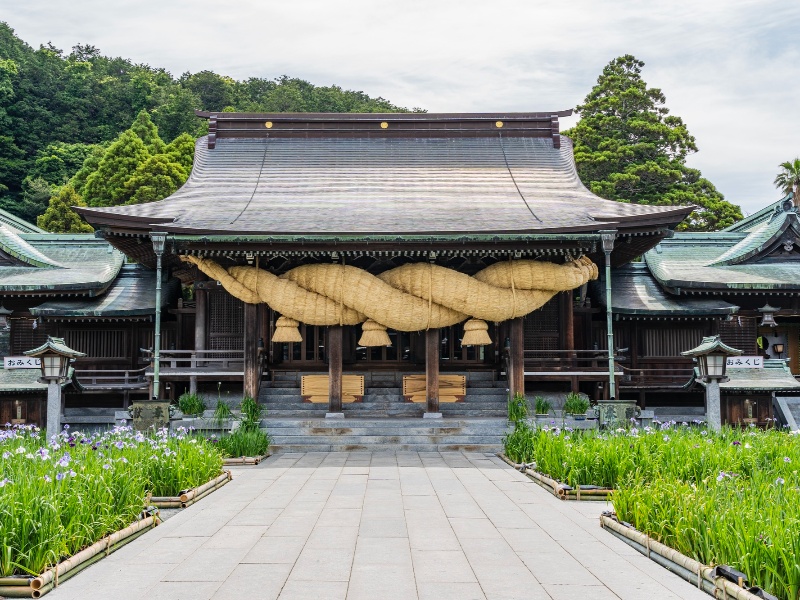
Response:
271,443,501,453
264,424,507,436
269,436,504,446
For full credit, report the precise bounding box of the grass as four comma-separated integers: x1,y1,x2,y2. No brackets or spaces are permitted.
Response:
0,424,223,577
504,421,800,599
206,396,271,458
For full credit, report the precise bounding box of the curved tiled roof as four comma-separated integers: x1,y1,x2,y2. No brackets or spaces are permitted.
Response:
79,131,691,236
0,231,124,296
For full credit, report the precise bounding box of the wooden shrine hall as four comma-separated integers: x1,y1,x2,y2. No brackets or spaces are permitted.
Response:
77,111,694,418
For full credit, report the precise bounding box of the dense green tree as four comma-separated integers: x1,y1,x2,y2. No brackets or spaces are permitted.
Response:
27,141,96,185
565,55,742,231
129,109,166,154
36,184,93,233
181,70,236,112
774,158,800,207
69,145,106,195
164,133,196,173
82,131,149,206
0,176,53,222
123,154,187,205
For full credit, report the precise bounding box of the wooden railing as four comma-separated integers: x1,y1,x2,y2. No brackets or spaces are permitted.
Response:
618,364,694,388
140,350,245,371
523,350,624,374
74,367,149,390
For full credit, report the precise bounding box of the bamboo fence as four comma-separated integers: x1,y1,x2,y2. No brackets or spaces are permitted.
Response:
149,471,232,509
0,512,159,598
498,454,614,501
600,513,777,600
222,454,270,466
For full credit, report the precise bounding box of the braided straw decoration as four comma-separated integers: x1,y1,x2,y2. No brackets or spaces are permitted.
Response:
181,256,598,343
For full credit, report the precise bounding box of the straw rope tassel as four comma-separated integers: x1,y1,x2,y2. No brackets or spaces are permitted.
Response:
181,256,598,347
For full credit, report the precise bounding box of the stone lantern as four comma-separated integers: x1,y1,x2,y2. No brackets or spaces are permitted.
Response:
24,336,86,438
682,335,742,431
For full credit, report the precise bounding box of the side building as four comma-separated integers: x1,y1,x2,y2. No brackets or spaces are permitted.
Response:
0,210,180,429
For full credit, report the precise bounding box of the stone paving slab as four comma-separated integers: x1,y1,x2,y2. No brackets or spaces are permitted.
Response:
46,451,709,600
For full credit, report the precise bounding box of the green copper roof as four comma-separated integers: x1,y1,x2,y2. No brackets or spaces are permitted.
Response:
0,365,75,394
594,264,738,317
645,200,800,292
24,336,86,358
0,225,64,268
31,264,180,319
0,231,124,296
720,360,800,392
0,208,45,234
682,335,743,357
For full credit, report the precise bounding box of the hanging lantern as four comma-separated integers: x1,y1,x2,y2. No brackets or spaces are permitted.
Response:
758,304,780,327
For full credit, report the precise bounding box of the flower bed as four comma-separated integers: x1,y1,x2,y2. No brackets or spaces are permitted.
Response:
0,425,224,579
503,422,800,599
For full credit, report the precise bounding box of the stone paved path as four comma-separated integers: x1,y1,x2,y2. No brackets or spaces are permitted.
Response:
47,452,707,600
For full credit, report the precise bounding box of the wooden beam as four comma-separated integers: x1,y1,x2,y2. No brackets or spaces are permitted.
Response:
243,303,259,399
510,317,524,398
426,329,440,414
328,326,343,413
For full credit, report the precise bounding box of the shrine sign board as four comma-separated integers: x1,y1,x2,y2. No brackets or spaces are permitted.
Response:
726,356,763,369
4,356,42,369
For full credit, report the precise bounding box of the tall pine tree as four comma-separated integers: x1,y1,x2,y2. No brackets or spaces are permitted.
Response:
564,55,742,231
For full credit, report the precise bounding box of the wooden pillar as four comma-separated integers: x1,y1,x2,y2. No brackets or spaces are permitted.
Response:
425,329,440,414
191,281,207,395
510,317,524,398
243,302,259,399
328,326,343,414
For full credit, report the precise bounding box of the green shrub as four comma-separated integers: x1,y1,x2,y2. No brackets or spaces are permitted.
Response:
534,396,552,415
239,396,263,432
212,428,271,458
562,392,590,415
508,392,529,423
177,392,205,417
212,399,233,427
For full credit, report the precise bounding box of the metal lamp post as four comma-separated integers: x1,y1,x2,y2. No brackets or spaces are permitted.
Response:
682,335,742,431
129,232,170,432
24,337,86,439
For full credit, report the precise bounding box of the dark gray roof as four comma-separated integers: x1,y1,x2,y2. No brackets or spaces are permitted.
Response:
31,264,180,319
0,230,124,295
594,264,738,317
80,133,690,236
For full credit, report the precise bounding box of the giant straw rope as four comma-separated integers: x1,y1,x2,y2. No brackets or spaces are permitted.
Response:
181,255,598,346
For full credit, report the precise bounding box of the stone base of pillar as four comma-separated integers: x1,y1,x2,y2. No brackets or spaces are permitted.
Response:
423,412,443,419
325,412,345,419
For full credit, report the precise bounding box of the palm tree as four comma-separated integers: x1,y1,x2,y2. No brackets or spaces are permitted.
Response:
774,158,800,208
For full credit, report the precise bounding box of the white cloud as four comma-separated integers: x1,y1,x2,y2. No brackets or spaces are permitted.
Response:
3,0,799,214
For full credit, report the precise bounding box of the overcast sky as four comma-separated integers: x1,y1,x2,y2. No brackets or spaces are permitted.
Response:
4,0,799,215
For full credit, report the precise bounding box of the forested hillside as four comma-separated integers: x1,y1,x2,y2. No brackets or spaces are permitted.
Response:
0,22,414,226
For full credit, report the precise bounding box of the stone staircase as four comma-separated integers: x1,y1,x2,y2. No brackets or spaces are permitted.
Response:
650,405,706,424
258,370,510,451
